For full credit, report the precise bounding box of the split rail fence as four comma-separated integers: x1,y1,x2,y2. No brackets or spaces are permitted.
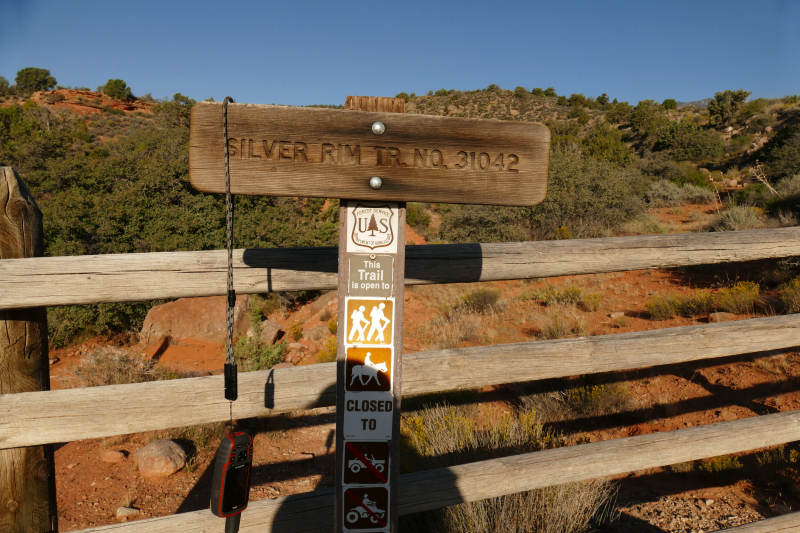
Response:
3,174,800,531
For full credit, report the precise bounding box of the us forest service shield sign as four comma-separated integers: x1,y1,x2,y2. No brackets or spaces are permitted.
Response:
350,204,395,251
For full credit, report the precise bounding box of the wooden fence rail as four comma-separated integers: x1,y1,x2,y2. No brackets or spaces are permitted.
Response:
3,313,800,450
72,409,800,533
2,227,800,310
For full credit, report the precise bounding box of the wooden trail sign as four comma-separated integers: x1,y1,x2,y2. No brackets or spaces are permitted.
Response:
189,94,550,533
189,101,550,206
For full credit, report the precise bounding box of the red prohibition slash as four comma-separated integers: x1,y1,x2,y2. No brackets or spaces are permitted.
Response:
345,441,388,484
345,489,387,528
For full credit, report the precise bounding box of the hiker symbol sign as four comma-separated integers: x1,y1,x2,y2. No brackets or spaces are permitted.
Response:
346,298,394,345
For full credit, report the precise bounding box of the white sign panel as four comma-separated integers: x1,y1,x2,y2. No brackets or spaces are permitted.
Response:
346,202,399,253
343,391,394,440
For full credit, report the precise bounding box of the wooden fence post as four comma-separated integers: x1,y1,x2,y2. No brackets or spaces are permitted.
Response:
0,167,58,532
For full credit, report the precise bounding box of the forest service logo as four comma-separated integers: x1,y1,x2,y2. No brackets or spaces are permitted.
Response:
349,203,395,251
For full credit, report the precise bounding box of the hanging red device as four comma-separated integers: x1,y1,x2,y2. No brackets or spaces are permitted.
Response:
210,431,253,532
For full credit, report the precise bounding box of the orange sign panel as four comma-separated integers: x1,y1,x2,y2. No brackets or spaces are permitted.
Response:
345,298,394,346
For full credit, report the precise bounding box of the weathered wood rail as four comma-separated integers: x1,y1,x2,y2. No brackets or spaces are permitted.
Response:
2,227,800,310
3,313,800,450
72,410,800,532
3,169,800,531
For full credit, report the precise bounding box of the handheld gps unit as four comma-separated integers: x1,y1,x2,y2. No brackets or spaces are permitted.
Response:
210,430,253,532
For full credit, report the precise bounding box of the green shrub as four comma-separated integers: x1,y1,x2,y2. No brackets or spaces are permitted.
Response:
756,445,788,467
436,203,530,243
646,295,679,320
606,101,632,124
670,461,695,473
630,100,669,147
531,87,544,96
739,98,769,120
316,337,337,363
579,293,602,312
527,146,646,239
568,383,631,418
0,76,9,96
656,119,725,161
540,307,586,339
699,454,743,483
646,180,715,207
707,89,751,128
760,124,800,181
779,277,800,313
544,286,583,305
288,321,304,341
730,134,752,153
152,92,196,128
543,87,557,97
680,183,716,204
14,67,57,95
584,124,634,166
747,113,776,133
716,281,760,314
48,301,156,348
567,93,587,107
662,98,678,110
406,202,431,228
395,92,410,102
710,206,766,231
101,79,133,101
235,330,286,372
459,288,502,313
675,290,715,317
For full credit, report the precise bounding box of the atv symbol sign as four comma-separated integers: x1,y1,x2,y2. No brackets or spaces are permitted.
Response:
343,487,389,530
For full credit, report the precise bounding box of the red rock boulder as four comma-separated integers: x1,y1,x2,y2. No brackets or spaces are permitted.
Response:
139,295,250,345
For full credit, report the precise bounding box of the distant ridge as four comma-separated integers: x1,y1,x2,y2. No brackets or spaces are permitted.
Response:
677,98,711,109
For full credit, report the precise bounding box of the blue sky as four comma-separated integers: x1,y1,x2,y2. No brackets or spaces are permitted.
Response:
1,0,797,107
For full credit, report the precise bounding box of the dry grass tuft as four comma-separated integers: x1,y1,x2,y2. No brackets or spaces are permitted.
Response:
315,338,337,363
645,295,679,321
540,305,586,339
779,276,800,313
669,461,695,474
459,288,504,313
716,281,760,315
699,454,744,483
515,377,633,424
399,403,616,532
71,346,197,387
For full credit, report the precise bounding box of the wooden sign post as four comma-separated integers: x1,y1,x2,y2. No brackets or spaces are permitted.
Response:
335,96,406,533
189,97,550,533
